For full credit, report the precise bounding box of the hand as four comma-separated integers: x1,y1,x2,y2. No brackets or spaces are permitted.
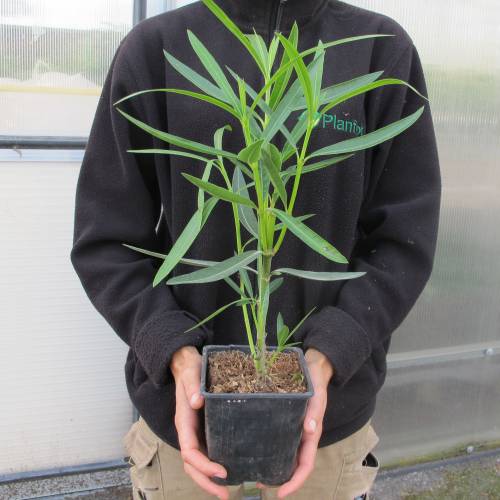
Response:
257,348,334,498
170,346,230,500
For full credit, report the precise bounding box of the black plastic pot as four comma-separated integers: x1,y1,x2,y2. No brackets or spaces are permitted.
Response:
200,344,314,486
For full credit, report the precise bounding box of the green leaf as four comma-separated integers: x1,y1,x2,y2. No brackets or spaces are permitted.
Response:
287,306,317,340
182,172,257,208
277,324,290,347
122,243,166,260
198,160,215,209
239,267,254,297
261,145,287,206
291,71,385,111
166,250,261,285
269,208,348,264
163,48,228,102
269,276,284,295
187,30,240,109
276,32,314,119
232,166,259,237
310,40,326,110
115,108,237,159
262,70,305,144
309,106,425,158
318,71,385,108
238,139,265,165
184,298,254,333
272,268,366,281
277,312,284,336
320,78,428,117
246,31,269,72
201,0,267,75
114,87,238,118
274,213,315,230
269,23,298,110
282,154,355,185
126,148,209,163
152,208,203,287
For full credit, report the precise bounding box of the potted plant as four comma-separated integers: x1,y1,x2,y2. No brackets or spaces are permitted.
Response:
113,0,426,486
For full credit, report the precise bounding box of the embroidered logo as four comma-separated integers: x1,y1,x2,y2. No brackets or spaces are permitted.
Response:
297,110,365,136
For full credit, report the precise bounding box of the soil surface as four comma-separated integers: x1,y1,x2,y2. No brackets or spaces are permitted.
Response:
207,349,308,393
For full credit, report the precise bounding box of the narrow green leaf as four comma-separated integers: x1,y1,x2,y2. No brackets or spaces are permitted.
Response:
115,108,237,159
277,325,290,347
201,0,267,75
269,23,298,110
152,208,203,287
246,31,269,72
163,48,228,102
269,276,284,295
182,172,257,208
309,106,425,158
274,214,315,231
269,208,348,264
114,87,238,118
292,71,385,111
277,312,284,336
187,30,240,109
321,78,428,117
276,32,314,118
122,243,166,260
238,139,265,165
198,160,215,209
272,268,366,281
310,41,326,110
166,250,261,285
282,154,355,185
232,166,259,237
318,71,384,108
287,306,317,340
262,145,287,206
126,148,208,163
184,298,254,333
239,267,254,297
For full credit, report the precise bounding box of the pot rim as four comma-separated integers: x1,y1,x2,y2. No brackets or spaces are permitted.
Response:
200,344,315,399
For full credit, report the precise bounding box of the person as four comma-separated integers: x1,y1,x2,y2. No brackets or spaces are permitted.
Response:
70,0,442,498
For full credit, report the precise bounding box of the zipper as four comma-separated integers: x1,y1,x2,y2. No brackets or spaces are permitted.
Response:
269,0,287,44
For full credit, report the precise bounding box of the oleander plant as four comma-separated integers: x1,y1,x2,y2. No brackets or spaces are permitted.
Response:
113,0,426,381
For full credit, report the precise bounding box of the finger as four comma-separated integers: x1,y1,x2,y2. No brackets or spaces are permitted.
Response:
303,389,326,435
276,434,318,498
175,384,227,479
182,447,227,479
184,461,230,500
175,382,200,450
182,366,204,410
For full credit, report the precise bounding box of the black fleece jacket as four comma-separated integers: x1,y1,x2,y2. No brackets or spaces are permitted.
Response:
70,0,442,448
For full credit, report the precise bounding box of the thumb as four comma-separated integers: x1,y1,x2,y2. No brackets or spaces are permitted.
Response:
182,367,204,410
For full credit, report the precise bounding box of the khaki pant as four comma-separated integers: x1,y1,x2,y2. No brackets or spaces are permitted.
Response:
123,415,380,500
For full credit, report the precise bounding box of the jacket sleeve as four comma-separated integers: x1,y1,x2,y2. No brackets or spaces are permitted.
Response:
297,42,442,388
70,28,212,389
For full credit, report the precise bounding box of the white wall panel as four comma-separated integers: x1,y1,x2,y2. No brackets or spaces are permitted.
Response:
0,162,132,475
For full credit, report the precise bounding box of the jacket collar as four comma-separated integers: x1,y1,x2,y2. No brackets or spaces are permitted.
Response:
213,0,329,40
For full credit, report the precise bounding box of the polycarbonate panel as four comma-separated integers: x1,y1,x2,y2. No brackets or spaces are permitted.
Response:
374,354,500,464
0,161,132,475
0,0,133,137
